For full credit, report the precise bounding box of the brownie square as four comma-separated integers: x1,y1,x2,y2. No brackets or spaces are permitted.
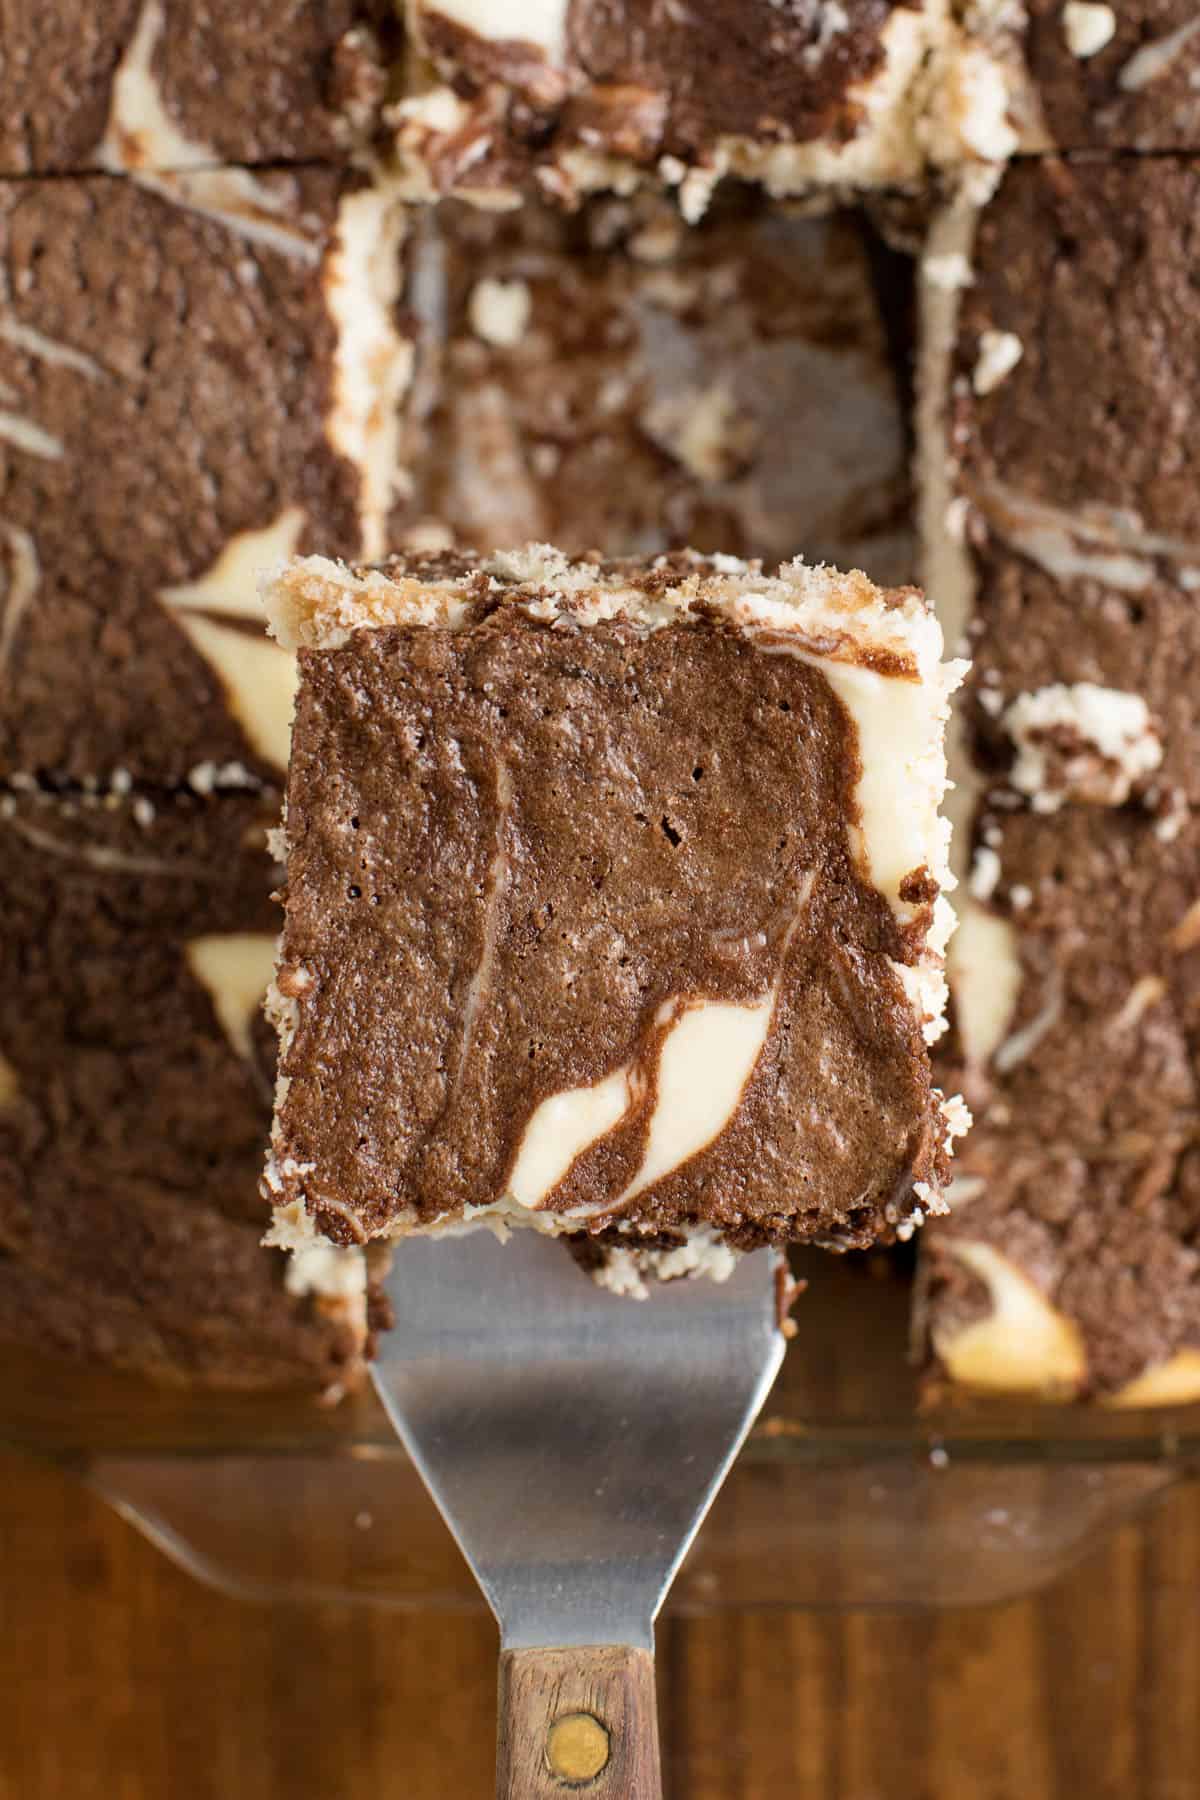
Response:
917,152,1200,1403
263,548,965,1265
951,159,1200,541
922,807,1200,1401
0,169,409,787
0,788,371,1391
960,550,1199,821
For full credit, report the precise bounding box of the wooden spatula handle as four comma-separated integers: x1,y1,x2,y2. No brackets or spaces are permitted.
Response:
496,1644,661,1799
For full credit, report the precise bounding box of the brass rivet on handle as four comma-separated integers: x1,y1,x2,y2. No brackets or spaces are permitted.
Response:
545,1712,611,1784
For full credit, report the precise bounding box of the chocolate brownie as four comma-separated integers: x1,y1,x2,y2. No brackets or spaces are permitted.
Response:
0,786,281,1222
397,189,914,584
0,1215,367,1395
949,159,1200,543
0,169,409,787
959,550,1198,821
263,548,966,1267
0,787,371,1392
919,807,1200,1400
962,0,1200,152
918,157,1200,1402
0,0,398,175
392,0,942,211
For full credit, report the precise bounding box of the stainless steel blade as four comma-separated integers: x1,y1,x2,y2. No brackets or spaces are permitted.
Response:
371,1230,785,1650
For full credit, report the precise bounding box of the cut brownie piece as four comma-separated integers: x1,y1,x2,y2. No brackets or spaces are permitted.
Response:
0,169,409,787
0,787,282,1226
393,0,949,214
0,786,371,1394
263,547,966,1269
398,190,914,585
0,1213,368,1395
917,809,1200,1404
0,0,397,175
945,158,1200,546
917,157,1200,1403
960,0,1200,152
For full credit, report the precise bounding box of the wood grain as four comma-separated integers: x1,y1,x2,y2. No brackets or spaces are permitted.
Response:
4,1452,1200,1799
497,1645,660,1799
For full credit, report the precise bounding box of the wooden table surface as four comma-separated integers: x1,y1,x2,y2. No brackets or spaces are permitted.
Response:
3,1449,1199,1799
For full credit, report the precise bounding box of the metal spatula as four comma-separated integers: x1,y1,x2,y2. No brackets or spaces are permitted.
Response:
371,1228,785,1798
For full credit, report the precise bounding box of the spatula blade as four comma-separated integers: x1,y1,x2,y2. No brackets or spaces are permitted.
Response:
372,1230,785,1649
